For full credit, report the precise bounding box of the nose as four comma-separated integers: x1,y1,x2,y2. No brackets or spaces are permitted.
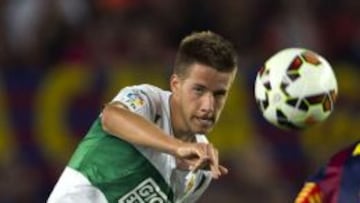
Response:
200,93,215,113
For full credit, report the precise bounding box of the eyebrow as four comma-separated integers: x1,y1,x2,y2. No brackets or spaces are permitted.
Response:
193,84,227,95
214,89,227,95
193,84,206,89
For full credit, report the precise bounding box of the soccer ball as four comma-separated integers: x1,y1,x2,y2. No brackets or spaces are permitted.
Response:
254,48,338,130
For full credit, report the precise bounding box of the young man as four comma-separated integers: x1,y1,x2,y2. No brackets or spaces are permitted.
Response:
48,31,238,203
295,140,360,203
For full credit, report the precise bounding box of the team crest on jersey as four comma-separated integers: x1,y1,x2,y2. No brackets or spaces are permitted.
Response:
124,92,145,111
118,178,168,203
184,172,196,194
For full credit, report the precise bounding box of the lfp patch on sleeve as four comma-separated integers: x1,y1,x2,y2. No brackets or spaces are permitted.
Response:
124,92,145,111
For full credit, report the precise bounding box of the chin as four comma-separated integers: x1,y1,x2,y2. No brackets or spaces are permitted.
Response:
195,127,212,135
189,122,214,134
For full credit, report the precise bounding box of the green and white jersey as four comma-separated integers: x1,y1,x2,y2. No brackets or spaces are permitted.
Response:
48,84,212,203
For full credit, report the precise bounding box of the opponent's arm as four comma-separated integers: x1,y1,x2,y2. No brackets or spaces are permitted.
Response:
294,182,322,203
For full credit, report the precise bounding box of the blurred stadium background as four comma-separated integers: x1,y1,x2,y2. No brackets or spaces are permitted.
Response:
0,0,359,202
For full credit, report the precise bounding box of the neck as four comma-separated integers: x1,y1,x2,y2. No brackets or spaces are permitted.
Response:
174,129,196,142
169,95,196,143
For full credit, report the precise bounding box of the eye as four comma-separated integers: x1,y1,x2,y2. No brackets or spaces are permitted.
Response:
193,86,204,95
214,94,225,101
214,90,226,99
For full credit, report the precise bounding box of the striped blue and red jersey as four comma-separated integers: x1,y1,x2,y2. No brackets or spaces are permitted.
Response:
295,141,360,203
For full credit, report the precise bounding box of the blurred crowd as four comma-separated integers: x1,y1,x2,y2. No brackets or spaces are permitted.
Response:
1,0,358,68
0,0,359,202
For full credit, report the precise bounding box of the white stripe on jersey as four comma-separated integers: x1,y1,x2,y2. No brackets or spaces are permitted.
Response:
48,167,107,203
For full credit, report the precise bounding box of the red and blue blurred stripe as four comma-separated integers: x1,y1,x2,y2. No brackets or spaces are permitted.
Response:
295,141,360,203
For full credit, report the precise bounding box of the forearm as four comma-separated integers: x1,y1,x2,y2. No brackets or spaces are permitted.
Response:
101,103,224,178
101,103,182,155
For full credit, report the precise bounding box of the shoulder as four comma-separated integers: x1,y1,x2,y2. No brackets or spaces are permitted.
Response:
352,141,360,156
122,84,169,96
111,84,170,114
329,141,360,165
112,84,168,102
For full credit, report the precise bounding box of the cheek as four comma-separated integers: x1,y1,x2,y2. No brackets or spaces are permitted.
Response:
215,99,226,111
182,94,199,112
183,95,194,108
219,98,226,106
182,89,195,102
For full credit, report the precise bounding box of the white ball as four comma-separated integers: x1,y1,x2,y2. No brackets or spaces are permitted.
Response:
254,48,338,130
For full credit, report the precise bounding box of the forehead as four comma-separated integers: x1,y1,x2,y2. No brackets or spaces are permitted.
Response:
184,63,235,90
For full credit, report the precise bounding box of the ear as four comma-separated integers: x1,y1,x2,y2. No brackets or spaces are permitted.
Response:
170,74,180,92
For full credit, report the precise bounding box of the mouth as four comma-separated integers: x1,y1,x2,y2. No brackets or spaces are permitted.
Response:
195,116,214,127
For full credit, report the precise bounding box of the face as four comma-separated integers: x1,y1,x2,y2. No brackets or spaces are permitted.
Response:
170,63,236,135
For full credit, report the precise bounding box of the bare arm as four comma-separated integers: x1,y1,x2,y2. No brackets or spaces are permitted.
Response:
101,102,226,178
101,102,183,156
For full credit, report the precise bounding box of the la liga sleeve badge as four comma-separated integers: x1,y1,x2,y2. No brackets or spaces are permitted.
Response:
123,92,145,111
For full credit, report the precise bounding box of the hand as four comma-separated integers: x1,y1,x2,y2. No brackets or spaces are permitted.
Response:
175,142,228,179
206,143,228,179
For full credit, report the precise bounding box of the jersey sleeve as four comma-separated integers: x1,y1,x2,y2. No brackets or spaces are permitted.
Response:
294,182,322,203
295,141,360,203
111,84,159,122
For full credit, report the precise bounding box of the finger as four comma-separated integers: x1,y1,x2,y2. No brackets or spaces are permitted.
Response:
176,158,196,170
183,143,206,171
177,143,206,159
207,144,221,178
219,165,228,175
190,154,210,172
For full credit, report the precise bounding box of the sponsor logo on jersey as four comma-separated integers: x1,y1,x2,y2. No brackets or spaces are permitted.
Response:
124,92,145,111
118,178,168,203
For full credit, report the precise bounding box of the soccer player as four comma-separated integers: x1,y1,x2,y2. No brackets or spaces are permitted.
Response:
47,31,238,203
295,140,360,203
